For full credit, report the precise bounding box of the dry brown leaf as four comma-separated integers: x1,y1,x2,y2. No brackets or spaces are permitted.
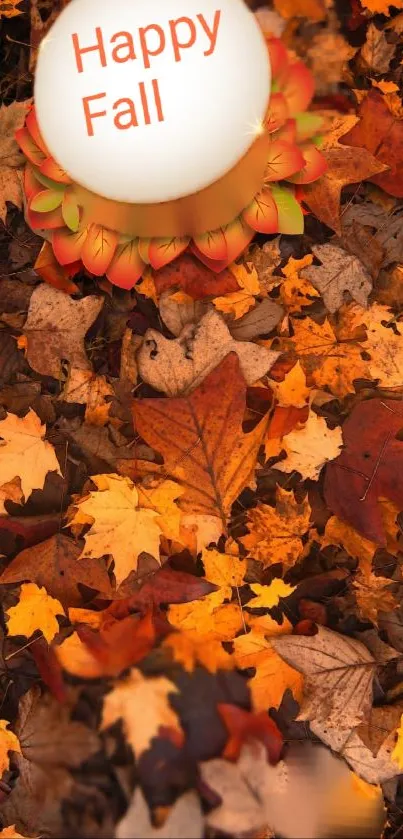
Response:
308,32,356,93
241,487,311,570
22,283,104,379
0,409,61,506
359,23,396,74
291,316,369,398
133,354,268,529
137,311,279,396
0,101,30,222
300,244,372,313
0,720,21,776
353,572,397,626
61,368,114,426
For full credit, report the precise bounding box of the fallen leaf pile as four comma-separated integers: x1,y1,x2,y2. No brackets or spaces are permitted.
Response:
1,1,403,838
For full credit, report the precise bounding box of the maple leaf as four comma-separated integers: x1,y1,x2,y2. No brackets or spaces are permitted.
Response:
69,474,162,586
272,626,375,731
0,720,21,776
138,310,278,396
342,90,403,198
0,534,112,608
279,254,320,313
247,580,295,609
202,547,247,599
136,478,184,543
234,621,303,712
269,361,311,408
116,790,203,839
291,315,369,398
362,304,403,387
300,244,372,313
61,368,114,427
241,487,311,570
6,583,64,643
218,704,283,763
153,253,239,301
133,354,268,529
324,399,403,543
102,669,184,759
270,410,343,480
0,409,61,507
168,593,244,643
213,262,261,319
163,632,235,674
0,101,30,222
0,827,32,839
353,572,397,626
302,113,388,234
0,0,23,18
22,283,104,379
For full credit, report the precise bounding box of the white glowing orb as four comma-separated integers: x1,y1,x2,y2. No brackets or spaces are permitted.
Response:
34,0,271,204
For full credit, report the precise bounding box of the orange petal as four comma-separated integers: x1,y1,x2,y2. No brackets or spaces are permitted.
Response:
243,188,279,234
26,108,51,157
81,225,118,276
15,126,46,167
106,239,145,289
189,243,231,273
53,226,89,265
27,206,65,230
288,143,328,185
272,119,297,146
40,157,73,185
264,141,305,182
265,93,289,134
24,165,42,201
223,217,255,264
267,37,289,80
148,236,190,270
280,62,315,114
34,240,80,294
193,228,228,262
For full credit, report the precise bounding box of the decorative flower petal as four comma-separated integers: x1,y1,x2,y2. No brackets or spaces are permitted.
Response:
265,93,289,134
53,226,89,265
193,228,228,262
280,62,315,114
81,225,118,276
243,188,278,234
223,217,256,264
188,244,231,274
24,165,42,201
295,112,324,143
27,206,65,230
271,119,297,145
267,37,289,80
106,239,145,289
30,189,63,213
15,127,47,167
148,237,190,270
264,141,305,182
40,157,73,185
270,185,304,234
138,238,152,265
62,192,80,232
287,143,328,184
26,108,51,157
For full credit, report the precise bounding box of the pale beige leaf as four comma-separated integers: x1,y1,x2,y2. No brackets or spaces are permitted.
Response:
116,789,203,839
275,411,343,480
0,409,61,503
0,101,30,222
301,244,372,313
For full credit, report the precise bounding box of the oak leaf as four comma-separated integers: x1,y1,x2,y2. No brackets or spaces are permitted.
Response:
247,580,295,610
271,410,343,480
137,310,278,396
342,90,403,198
22,284,104,379
272,626,375,730
69,474,162,586
0,720,21,776
6,583,64,643
300,244,372,313
0,534,112,608
102,669,183,759
133,354,268,528
291,316,369,398
324,399,403,543
241,487,311,570
0,101,30,222
302,113,388,234
0,409,61,508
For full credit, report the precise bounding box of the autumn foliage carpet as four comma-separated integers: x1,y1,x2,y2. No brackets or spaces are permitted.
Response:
1,0,403,837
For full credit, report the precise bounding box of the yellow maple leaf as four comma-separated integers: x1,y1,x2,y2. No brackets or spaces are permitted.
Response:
69,474,162,586
269,361,311,408
241,487,311,570
353,572,397,626
234,622,303,712
361,0,402,14
392,714,403,769
168,594,244,642
291,316,369,399
322,516,376,578
273,410,343,481
0,409,61,509
136,268,158,304
0,828,33,839
163,632,235,674
202,547,247,601
247,580,295,610
137,478,185,543
102,669,183,758
0,720,21,777
213,262,260,320
55,631,106,679
6,583,64,643
0,0,23,18
62,368,114,427
280,255,320,313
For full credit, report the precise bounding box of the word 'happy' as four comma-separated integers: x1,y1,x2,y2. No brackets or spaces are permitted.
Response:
72,11,222,137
